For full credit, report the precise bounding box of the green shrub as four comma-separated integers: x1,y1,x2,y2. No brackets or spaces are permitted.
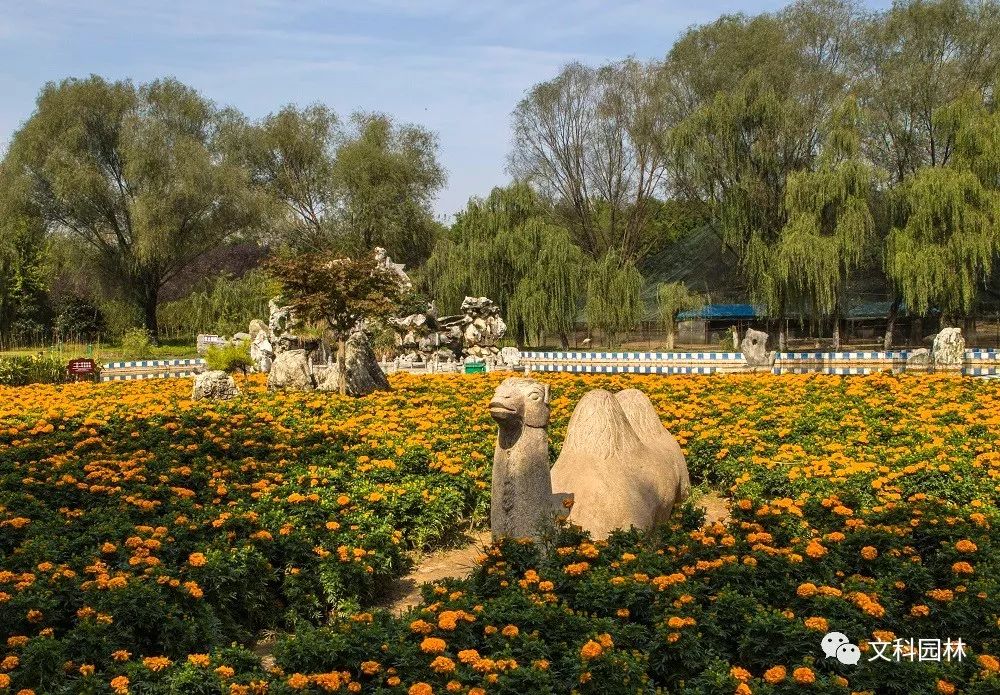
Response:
204,341,253,374
119,327,154,359
0,355,69,386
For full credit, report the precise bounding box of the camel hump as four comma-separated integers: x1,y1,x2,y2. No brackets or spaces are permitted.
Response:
561,389,639,461
615,389,667,440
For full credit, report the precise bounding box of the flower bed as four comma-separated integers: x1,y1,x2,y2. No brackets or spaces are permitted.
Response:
0,373,998,693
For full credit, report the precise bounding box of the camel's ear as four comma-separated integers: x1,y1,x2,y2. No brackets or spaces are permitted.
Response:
542,384,550,404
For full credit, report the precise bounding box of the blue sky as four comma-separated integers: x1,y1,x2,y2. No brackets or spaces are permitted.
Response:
0,1,889,218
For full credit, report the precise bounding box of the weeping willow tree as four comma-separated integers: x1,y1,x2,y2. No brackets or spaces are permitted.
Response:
424,183,588,346
656,282,704,351
777,98,874,349
585,250,644,346
886,95,1000,324
158,270,274,338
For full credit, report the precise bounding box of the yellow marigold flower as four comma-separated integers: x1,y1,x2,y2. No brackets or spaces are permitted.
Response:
79,664,95,677
187,654,210,667
215,666,234,679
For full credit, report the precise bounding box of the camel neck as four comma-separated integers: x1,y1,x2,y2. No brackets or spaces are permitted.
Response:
497,423,546,453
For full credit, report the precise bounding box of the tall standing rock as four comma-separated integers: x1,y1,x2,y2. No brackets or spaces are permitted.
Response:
741,329,771,368
267,349,315,391
932,327,965,368
316,331,391,397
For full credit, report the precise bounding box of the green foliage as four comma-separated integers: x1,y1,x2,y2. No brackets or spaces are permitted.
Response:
4,76,266,337
0,355,68,385
886,166,999,317
54,295,106,340
119,327,154,359
585,251,644,344
204,342,253,374
334,112,446,266
425,183,588,345
158,270,273,339
777,98,875,317
656,282,704,349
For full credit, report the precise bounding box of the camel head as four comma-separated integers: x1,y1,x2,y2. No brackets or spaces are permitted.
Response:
489,377,550,430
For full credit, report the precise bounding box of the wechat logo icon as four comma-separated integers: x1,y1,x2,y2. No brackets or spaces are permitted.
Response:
822,632,861,665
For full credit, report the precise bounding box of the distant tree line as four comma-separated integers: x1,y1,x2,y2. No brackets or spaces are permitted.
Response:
3,0,1000,350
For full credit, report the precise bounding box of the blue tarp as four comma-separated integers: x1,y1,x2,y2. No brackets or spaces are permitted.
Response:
677,304,761,321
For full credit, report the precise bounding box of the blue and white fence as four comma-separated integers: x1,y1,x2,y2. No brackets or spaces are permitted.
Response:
521,349,1000,377
100,358,205,382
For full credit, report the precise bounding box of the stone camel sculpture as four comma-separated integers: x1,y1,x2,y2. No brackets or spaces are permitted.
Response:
550,389,682,540
488,377,558,541
615,389,690,510
488,379,691,542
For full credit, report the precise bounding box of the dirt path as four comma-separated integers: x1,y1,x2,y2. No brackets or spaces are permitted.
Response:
383,493,732,615
380,531,493,615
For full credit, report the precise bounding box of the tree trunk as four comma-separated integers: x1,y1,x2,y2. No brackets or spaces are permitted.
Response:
883,295,901,350
558,331,569,349
140,287,159,345
832,315,841,351
337,336,347,396
666,321,676,351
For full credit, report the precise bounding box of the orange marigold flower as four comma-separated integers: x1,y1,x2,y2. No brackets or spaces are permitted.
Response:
361,661,380,675
408,684,433,695
429,656,455,673
952,561,974,574
955,540,978,553
804,617,828,632
187,654,210,667
143,656,171,672
409,620,433,635
110,675,129,694
187,553,207,567
501,624,519,638
793,667,815,684
580,640,603,660
0,674,8,689
420,637,447,654
735,684,752,695
937,680,956,694
979,654,999,672
763,666,786,684
287,673,310,689
112,650,131,662
860,546,878,560
730,666,751,682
